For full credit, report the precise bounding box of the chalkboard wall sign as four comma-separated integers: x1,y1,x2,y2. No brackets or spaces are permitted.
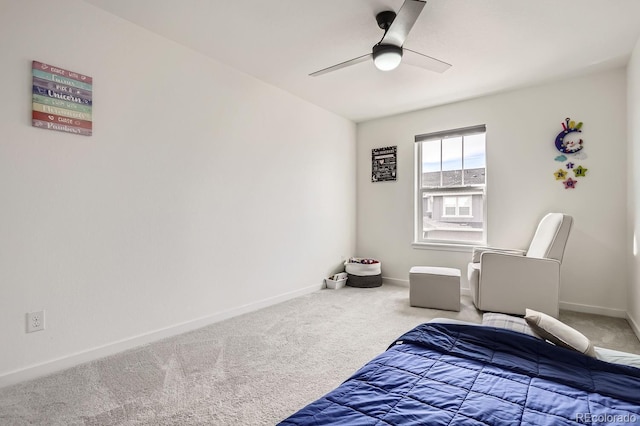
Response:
32,61,93,136
372,146,397,182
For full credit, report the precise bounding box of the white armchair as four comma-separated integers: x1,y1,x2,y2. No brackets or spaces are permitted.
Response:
467,213,573,318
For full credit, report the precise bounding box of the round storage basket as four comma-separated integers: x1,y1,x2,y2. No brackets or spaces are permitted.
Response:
345,258,382,288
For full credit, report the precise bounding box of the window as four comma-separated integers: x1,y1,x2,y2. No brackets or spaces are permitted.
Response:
415,125,486,245
443,196,472,217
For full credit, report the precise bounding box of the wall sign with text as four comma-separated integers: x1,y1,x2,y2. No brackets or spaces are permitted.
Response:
32,61,93,136
372,146,397,182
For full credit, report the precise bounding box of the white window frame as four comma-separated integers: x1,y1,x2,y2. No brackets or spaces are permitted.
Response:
413,125,487,248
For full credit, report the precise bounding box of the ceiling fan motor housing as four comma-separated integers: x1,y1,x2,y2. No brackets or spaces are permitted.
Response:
376,11,396,30
373,11,402,71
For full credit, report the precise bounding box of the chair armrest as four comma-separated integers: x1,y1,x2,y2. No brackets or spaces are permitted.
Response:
477,252,560,317
471,246,526,263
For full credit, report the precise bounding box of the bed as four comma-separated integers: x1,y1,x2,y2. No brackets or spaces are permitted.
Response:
279,321,640,425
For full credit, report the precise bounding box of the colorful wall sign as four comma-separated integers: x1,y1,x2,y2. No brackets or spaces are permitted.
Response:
31,61,93,136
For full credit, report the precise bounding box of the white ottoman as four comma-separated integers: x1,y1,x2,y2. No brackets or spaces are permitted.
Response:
410,266,461,312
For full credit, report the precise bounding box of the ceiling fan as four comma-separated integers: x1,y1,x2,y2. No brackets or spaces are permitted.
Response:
310,0,451,77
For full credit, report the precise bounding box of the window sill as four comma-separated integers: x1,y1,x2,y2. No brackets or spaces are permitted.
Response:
411,242,477,253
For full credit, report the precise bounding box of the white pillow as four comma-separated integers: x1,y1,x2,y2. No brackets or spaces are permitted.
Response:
594,347,640,369
524,308,596,357
482,313,542,339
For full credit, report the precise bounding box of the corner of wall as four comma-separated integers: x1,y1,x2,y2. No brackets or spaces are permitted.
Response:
627,34,640,341
628,312,640,342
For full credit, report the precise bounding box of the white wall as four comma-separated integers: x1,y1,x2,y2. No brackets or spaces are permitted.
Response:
357,69,628,316
0,0,356,384
628,37,640,336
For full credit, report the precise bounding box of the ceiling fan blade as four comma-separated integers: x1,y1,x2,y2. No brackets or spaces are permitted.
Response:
381,0,426,47
403,48,451,73
309,53,372,77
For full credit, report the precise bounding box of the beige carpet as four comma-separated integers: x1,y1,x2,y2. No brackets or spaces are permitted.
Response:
1,283,639,425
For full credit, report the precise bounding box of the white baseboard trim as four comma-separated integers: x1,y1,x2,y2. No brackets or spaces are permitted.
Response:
627,313,640,342
559,301,627,318
382,277,471,296
382,277,408,287
0,283,322,389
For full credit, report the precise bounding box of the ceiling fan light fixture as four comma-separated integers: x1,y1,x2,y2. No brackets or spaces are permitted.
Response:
372,44,403,71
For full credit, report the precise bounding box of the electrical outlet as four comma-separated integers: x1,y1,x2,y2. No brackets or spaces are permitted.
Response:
26,310,45,333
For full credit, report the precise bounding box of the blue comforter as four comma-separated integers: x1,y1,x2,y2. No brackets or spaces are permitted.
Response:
280,323,640,425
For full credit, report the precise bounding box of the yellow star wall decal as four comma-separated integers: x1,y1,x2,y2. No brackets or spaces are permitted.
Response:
554,169,568,180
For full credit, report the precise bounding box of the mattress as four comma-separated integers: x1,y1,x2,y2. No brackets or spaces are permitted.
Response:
280,322,640,425
432,317,640,369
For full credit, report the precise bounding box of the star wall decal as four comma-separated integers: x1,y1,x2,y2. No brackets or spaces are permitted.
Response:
554,169,568,180
566,162,575,169
574,165,588,177
563,178,577,189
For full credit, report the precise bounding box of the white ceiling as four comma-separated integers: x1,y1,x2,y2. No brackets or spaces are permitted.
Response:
84,0,640,122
